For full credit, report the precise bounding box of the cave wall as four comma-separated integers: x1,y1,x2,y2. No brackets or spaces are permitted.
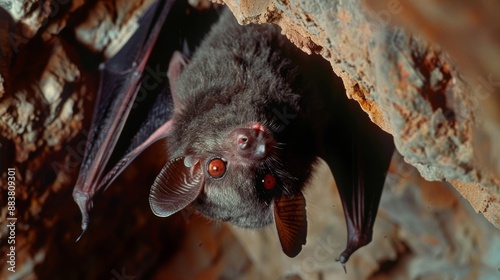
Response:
1,0,499,279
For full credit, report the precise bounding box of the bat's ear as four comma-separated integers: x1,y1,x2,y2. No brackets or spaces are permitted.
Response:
167,51,190,110
273,191,308,257
167,51,189,82
149,156,204,217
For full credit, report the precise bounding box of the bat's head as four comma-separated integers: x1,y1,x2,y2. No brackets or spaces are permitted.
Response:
190,123,277,224
149,119,315,222
150,120,311,257
149,50,314,257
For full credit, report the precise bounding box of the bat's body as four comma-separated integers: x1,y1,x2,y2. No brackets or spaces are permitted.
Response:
74,3,394,268
149,9,394,264
157,11,331,228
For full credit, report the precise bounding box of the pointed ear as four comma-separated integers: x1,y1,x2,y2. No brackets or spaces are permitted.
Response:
149,156,203,217
274,191,308,257
167,51,189,110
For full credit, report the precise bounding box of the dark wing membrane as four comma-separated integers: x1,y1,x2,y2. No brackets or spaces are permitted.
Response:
324,99,394,270
98,88,174,191
73,0,174,234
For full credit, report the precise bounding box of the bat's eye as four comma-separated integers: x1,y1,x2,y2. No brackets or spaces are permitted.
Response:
262,173,276,190
207,158,226,179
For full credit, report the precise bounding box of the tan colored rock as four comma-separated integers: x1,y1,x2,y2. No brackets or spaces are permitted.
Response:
74,0,155,58
1,0,500,279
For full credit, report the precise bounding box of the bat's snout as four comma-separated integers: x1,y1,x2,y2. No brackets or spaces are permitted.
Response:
230,126,273,160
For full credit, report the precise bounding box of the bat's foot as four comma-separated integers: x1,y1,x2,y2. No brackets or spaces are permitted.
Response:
75,229,87,242
73,191,92,242
335,255,347,274
336,255,348,273
336,234,372,273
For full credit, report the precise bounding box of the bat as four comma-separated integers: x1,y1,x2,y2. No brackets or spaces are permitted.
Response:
148,8,395,267
73,2,394,270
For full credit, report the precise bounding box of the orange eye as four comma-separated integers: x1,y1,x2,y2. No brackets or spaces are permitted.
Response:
263,173,276,190
207,158,226,179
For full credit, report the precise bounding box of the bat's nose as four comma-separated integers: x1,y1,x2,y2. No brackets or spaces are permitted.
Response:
237,134,249,149
230,127,273,160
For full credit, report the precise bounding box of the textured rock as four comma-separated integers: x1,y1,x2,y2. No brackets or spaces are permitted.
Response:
73,0,155,58
1,0,499,279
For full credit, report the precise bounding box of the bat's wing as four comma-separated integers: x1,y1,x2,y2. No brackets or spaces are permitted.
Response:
97,88,174,192
73,0,174,236
324,99,394,271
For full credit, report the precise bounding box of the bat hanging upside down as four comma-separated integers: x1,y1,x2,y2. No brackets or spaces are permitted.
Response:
73,2,394,270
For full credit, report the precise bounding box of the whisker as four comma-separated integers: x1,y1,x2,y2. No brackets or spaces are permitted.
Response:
274,141,286,146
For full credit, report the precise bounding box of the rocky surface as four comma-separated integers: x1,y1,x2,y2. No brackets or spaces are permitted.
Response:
0,0,499,279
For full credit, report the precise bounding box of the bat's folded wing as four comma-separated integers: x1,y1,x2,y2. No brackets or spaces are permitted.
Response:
324,99,394,270
73,0,174,237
